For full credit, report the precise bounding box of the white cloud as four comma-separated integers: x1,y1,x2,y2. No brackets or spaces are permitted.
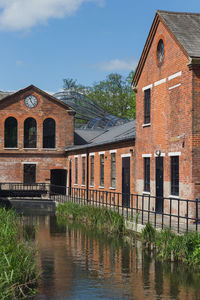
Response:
0,0,104,31
96,58,138,72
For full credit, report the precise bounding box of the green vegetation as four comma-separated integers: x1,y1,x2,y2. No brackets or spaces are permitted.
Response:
0,208,38,299
141,223,200,267
63,71,136,120
57,202,125,234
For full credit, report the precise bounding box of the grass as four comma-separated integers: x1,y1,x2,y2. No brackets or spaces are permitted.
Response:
57,201,125,234
141,222,200,267
0,208,38,299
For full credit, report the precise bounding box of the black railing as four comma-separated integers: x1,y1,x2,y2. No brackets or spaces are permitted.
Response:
0,183,49,199
0,183,199,233
51,186,200,234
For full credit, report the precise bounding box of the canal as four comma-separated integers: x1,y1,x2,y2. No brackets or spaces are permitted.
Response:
22,213,200,300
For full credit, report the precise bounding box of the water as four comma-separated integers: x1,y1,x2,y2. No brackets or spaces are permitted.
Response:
22,214,200,300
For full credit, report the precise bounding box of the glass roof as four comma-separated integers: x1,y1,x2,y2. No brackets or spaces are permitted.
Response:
53,90,129,129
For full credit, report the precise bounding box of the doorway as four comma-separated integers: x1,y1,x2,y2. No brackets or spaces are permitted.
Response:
155,157,163,213
24,164,36,184
122,157,130,207
50,169,67,195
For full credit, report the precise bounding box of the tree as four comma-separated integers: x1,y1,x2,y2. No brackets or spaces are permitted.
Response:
63,71,136,120
63,78,86,93
87,71,135,119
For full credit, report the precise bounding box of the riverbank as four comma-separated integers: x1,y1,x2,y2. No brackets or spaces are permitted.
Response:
141,222,200,267
0,208,38,299
57,202,200,267
57,201,124,234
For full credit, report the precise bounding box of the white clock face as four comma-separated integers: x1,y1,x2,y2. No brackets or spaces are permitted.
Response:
24,95,38,108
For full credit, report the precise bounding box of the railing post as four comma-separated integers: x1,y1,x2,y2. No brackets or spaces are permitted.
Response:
142,195,144,225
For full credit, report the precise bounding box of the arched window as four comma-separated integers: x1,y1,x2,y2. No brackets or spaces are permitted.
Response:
43,118,56,148
4,117,18,148
24,118,37,148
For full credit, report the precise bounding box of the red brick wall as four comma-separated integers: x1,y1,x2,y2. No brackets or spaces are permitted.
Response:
192,66,200,199
66,140,135,198
135,19,194,211
0,87,74,183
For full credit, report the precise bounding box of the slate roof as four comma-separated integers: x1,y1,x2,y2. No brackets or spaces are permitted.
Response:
133,10,200,87
158,10,200,58
66,120,136,152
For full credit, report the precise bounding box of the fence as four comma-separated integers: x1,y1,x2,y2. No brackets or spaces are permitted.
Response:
0,183,199,233
51,186,200,234
0,182,49,199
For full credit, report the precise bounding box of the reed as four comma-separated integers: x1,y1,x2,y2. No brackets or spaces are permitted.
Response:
0,208,38,299
141,222,200,267
57,202,125,234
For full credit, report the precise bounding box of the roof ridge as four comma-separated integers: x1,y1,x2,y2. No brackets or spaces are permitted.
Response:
157,10,200,16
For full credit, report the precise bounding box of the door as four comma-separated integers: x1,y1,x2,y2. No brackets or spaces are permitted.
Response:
24,164,36,184
156,157,163,213
50,169,67,195
122,157,130,207
68,160,72,196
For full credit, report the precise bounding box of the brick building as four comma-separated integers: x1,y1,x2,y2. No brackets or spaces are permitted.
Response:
0,85,75,186
0,10,200,217
66,121,135,206
132,10,200,214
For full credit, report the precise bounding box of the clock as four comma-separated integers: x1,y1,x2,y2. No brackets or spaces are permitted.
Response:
24,95,38,108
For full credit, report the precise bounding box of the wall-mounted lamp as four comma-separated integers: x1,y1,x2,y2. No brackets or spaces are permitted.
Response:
155,150,161,157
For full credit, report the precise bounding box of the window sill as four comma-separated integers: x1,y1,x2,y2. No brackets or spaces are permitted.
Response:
99,186,104,189
23,148,38,150
142,123,151,127
143,191,150,195
43,148,56,150
109,187,116,190
89,185,94,188
4,148,19,150
168,195,179,199
81,185,86,187
74,184,78,186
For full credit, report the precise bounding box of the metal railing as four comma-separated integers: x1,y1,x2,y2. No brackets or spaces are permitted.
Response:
0,183,199,233
0,182,49,199
51,186,200,234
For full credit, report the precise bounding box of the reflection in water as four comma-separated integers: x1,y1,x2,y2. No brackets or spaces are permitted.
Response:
22,214,200,300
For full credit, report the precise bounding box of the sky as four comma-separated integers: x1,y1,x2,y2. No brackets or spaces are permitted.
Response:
0,0,200,93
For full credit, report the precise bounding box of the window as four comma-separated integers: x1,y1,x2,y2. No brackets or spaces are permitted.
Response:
82,157,86,185
4,117,17,148
24,118,37,148
111,153,116,188
75,157,78,185
144,158,150,192
171,156,179,196
24,164,36,184
100,154,104,186
43,118,55,148
157,39,164,65
90,156,94,186
144,89,151,124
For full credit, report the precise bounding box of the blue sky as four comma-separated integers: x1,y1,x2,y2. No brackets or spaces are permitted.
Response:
0,0,200,92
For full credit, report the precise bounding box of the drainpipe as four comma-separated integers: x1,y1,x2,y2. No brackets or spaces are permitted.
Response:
86,148,89,201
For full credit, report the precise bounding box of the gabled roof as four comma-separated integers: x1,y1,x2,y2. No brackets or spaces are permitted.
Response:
66,120,136,152
133,10,200,87
0,85,75,113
